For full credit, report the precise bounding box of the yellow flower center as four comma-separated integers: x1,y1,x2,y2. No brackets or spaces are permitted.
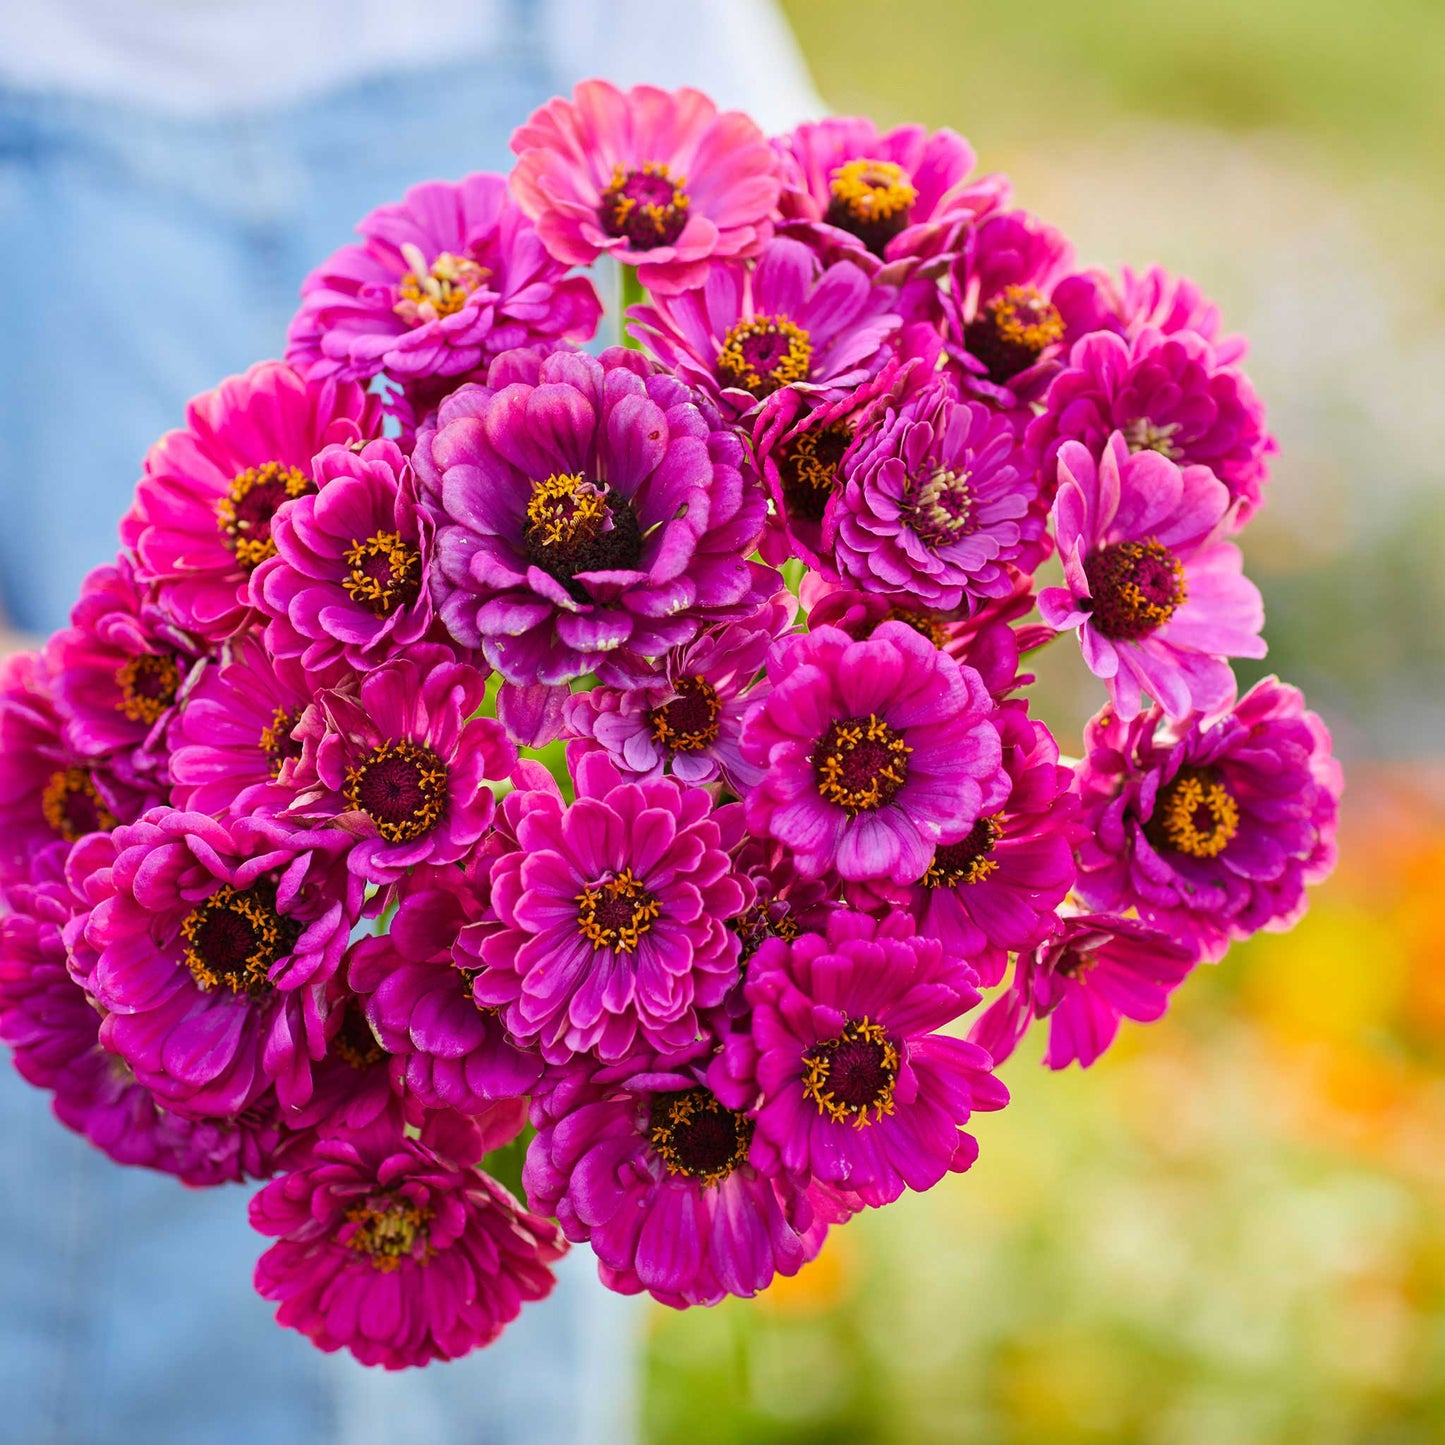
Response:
813,713,911,815
393,243,487,322
802,1016,899,1127
576,868,660,955
716,316,813,398
1150,766,1240,860
342,531,422,617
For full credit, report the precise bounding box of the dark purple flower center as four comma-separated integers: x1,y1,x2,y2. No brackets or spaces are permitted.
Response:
908,467,977,548
1145,765,1239,860
926,814,1004,887
824,157,918,256
217,462,314,570
813,713,911,815
599,163,690,249
716,316,813,398
41,766,117,841
259,706,304,779
523,471,642,599
343,530,423,617
1081,539,1187,641
1123,417,1184,459
181,880,300,995
344,739,449,843
648,1087,753,1187
802,1016,899,1124
733,896,801,962
963,285,1064,385
648,675,722,754
577,868,660,955
777,420,851,524
115,652,181,725
344,1197,433,1272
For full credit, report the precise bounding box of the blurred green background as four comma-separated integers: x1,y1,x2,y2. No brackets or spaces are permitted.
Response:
643,4,1445,1441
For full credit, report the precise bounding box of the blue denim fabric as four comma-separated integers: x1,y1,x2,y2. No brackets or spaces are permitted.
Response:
0,19,641,1442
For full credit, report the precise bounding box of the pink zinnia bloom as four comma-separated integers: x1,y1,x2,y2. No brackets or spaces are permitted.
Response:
971,913,1198,1070
253,438,438,672
710,909,1007,1207
1074,678,1341,961
121,361,383,639
509,80,781,294
251,1120,564,1368
1027,327,1274,523
830,379,1045,612
525,1050,845,1307
562,594,794,794
630,238,901,422
285,171,602,385
474,752,747,1065
283,646,513,885
349,863,542,1114
740,622,1008,885
166,637,348,819
775,116,1006,270
81,808,364,1116
1039,434,1266,722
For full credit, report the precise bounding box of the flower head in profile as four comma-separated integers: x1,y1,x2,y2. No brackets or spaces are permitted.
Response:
1039,434,1266,721
740,622,1008,884
971,912,1198,1071
525,1047,847,1307
1074,677,1341,960
251,1120,564,1368
121,361,383,639
473,752,747,1064
509,80,781,294
422,346,774,686
831,378,1044,612
710,909,1007,1207
629,238,901,423
286,172,602,386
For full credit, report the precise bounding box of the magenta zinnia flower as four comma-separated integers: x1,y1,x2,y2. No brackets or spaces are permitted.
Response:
253,438,437,672
1027,327,1273,523
1074,678,1341,961
251,1121,565,1368
524,1050,841,1307
710,909,1007,1207
776,116,1005,270
1038,434,1266,721
473,752,747,1064
422,346,774,685
283,646,512,884
562,594,793,794
81,808,363,1116
121,361,383,639
285,171,602,385
509,80,781,294
971,913,1198,1070
830,379,1045,611
740,622,1008,884
629,237,901,422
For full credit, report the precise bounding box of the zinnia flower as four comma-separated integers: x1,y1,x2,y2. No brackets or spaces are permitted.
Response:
473,752,747,1064
285,171,602,385
509,80,781,294
524,1050,843,1306
422,346,775,686
970,913,1197,1070
250,1120,565,1368
830,378,1045,611
740,621,1008,884
1073,678,1341,960
253,438,437,672
283,646,511,885
710,909,1007,1207
1027,327,1273,523
1038,434,1266,721
80,809,364,1116
121,361,384,639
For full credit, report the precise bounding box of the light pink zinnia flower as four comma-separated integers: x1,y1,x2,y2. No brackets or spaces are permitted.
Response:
509,80,782,294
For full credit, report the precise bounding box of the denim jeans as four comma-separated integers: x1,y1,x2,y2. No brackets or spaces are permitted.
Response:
0,34,641,1444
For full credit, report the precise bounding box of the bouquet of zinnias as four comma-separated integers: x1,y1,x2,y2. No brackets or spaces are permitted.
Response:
0,80,1341,1367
